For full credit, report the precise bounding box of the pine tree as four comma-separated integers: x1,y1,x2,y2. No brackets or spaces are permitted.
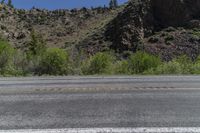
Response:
109,0,114,8
1,0,5,4
109,0,118,8
27,28,46,56
113,0,118,7
7,0,13,8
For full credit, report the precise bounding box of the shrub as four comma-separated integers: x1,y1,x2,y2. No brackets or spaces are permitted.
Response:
82,52,114,75
38,48,69,75
190,56,200,74
0,39,15,75
12,50,29,76
145,55,195,75
128,51,161,74
190,64,200,74
174,55,193,74
145,61,182,75
0,39,26,76
113,60,129,75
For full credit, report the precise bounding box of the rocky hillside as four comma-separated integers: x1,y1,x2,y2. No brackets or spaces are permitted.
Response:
0,4,121,49
104,0,200,60
78,0,200,60
0,0,200,61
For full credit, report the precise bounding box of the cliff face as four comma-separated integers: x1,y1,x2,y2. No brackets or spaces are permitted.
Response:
104,0,200,60
151,0,200,28
105,0,153,52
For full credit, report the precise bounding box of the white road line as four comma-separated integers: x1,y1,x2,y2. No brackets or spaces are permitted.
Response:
1,128,200,133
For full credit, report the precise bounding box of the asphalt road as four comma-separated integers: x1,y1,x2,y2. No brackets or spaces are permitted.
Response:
0,76,200,94
1,76,200,132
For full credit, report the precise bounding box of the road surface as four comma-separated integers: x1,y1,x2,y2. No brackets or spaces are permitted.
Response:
0,76,200,133
0,76,200,94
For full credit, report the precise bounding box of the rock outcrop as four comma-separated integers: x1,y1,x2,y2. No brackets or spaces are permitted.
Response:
105,0,200,53
105,0,153,52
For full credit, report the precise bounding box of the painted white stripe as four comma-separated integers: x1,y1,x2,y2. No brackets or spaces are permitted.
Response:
1,128,200,133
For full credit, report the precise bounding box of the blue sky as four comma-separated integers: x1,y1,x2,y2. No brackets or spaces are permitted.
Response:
7,0,128,10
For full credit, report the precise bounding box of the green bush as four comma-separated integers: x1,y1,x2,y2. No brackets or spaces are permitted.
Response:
145,61,182,75
113,60,129,75
174,55,193,74
82,52,114,75
0,39,16,75
190,64,200,74
145,55,194,75
38,48,69,75
12,50,29,76
128,51,161,74
190,56,200,74
0,39,26,76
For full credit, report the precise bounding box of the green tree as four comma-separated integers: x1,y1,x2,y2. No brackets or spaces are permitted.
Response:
7,0,13,8
25,29,47,74
109,0,118,8
27,29,46,56
1,0,5,4
113,0,118,7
